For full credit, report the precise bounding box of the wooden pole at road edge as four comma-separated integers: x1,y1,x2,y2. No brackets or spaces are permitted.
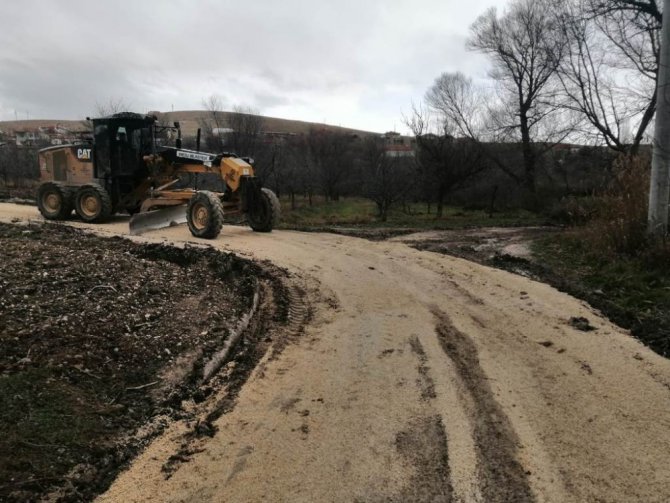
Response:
649,0,670,236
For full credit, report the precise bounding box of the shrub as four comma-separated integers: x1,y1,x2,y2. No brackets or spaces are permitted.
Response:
584,154,651,256
548,195,599,225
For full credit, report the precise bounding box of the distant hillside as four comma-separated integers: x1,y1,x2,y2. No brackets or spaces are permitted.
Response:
0,111,378,137
0,119,88,133
161,110,377,137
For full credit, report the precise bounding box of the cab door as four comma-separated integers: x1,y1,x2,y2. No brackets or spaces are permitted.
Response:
53,150,67,181
93,124,111,179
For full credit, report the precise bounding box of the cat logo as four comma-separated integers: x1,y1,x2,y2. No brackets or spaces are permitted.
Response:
77,148,92,161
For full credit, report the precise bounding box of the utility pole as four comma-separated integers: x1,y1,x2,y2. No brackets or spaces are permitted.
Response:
649,0,670,236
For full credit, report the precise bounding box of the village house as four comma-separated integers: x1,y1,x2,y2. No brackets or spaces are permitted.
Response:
382,131,415,157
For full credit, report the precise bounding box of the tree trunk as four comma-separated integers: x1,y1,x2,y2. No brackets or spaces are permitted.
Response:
519,109,538,208
631,85,657,156
436,185,447,218
378,201,388,222
488,185,499,218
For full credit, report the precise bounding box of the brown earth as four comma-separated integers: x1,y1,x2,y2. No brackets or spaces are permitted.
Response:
2,203,670,502
0,222,293,502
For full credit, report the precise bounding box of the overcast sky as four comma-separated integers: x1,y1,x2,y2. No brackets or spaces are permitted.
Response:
0,0,508,132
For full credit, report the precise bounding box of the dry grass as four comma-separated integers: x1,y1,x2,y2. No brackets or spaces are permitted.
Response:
585,154,655,256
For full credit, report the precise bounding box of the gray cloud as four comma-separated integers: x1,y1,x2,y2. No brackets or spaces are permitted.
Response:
0,0,507,131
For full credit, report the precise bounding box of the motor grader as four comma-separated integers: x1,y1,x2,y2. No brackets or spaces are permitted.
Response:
36,112,279,238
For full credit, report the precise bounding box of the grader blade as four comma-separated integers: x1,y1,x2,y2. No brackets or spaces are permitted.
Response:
129,205,188,235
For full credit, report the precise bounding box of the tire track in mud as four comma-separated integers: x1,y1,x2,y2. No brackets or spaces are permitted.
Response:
432,307,535,503
265,282,311,362
394,415,454,503
409,336,437,400
387,336,453,502
286,284,310,332
159,275,311,480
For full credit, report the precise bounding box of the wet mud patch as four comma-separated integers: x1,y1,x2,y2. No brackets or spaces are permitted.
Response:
569,316,597,332
280,225,415,241
0,222,289,502
393,415,453,502
432,308,535,503
404,227,555,263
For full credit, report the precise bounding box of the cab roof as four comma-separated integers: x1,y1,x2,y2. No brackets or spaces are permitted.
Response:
90,112,155,126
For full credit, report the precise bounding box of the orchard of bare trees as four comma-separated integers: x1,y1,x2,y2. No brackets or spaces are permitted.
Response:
410,0,661,212
253,0,663,217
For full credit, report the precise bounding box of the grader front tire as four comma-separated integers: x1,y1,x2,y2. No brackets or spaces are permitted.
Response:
248,188,280,232
187,191,224,239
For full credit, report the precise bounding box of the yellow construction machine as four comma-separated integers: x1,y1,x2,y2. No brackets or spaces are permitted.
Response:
36,112,279,238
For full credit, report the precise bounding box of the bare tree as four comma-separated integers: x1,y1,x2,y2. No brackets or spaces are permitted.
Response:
306,129,355,201
425,70,573,209
360,136,413,221
290,136,318,206
557,0,660,153
226,105,264,157
254,137,286,199
406,106,488,217
276,139,298,208
80,98,134,132
0,143,38,188
199,95,227,151
425,72,486,141
95,98,133,117
590,0,661,23
466,0,571,199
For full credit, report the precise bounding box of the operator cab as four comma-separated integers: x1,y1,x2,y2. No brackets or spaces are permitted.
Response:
88,112,158,212
90,112,154,180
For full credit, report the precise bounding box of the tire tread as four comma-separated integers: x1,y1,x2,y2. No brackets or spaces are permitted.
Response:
187,190,224,239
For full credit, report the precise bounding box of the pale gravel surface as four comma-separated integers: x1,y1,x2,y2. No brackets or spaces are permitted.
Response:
2,203,670,502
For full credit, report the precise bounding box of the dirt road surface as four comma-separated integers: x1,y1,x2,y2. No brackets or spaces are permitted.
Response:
2,202,670,503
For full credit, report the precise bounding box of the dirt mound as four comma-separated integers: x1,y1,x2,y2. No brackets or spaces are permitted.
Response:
0,223,271,501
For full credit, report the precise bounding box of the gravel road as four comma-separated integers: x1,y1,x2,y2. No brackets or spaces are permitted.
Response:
2,202,670,503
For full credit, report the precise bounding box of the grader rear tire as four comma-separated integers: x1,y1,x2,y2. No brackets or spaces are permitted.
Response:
248,188,280,232
75,184,113,222
187,191,224,239
37,182,73,220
